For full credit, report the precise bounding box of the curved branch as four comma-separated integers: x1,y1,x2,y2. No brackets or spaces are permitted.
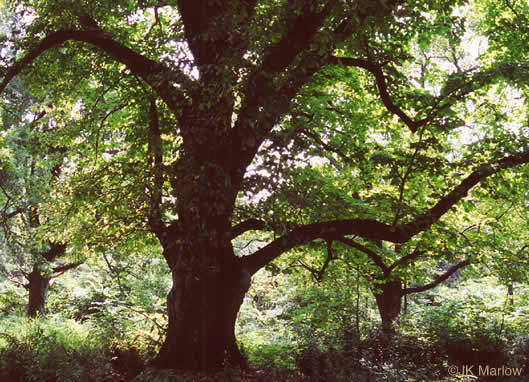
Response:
402,259,470,295
330,57,528,134
401,150,529,236
329,56,423,132
387,247,425,273
242,149,529,274
0,29,194,114
231,218,266,239
52,261,82,275
241,219,404,274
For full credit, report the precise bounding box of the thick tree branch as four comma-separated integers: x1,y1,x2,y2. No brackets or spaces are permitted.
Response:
41,242,67,262
259,1,336,75
242,150,529,274
52,261,82,274
231,2,412,181
176,0,257,66
402,259,470,294
232,1,407,184
231,60,321,184
0,29,194,114
231,218,266,239
241,219,405,274
231,2,339,178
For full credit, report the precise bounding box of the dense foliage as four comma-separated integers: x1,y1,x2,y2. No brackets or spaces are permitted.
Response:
1,0,529,380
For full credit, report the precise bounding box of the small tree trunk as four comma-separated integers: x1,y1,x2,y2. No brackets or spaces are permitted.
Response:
27,264,51,317
508,283,514,306
373,279,403,338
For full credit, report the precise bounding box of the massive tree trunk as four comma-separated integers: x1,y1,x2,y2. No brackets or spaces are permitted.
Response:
153,247,250,371
373,279,403,338
152,156,250,371
27,264,51,317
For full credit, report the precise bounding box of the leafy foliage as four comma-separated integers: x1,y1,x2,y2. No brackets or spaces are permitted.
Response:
1,0,529,379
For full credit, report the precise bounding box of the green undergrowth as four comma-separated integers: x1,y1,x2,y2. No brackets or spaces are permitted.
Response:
0,315,144,381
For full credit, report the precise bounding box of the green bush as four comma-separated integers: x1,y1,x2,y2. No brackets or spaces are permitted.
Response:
0,315,131,381
0,283,26,317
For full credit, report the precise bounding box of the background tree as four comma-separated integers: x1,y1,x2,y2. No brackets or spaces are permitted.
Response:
0,76,82,317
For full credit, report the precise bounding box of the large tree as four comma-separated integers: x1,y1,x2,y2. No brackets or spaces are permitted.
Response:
2,0,529,372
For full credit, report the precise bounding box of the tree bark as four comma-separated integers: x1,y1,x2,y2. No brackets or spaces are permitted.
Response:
153,237,251,371
27,264,51,317
151,159,251,371
373,279,403,338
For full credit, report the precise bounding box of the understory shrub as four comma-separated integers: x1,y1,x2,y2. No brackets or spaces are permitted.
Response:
0,315,143,381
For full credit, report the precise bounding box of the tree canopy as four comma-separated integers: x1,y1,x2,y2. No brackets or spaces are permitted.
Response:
1,0,529,375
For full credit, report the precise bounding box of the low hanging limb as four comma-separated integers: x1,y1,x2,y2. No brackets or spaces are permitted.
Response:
0,28,194,116
231,218,267,239
240,148,529,275
402,258,470,295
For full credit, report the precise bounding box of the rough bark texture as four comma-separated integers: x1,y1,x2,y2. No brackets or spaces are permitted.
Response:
151,160,251,371
153,252,250,370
